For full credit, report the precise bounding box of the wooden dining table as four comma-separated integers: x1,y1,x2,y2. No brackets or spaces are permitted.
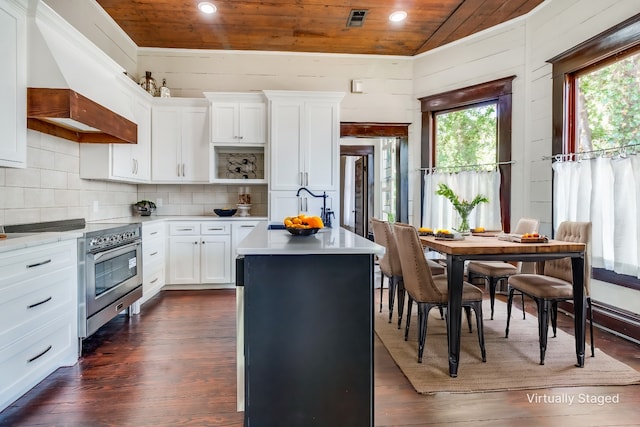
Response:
419,234,587,377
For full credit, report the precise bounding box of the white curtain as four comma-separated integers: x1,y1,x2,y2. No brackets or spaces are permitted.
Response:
553,156,640,278
422,170,502,231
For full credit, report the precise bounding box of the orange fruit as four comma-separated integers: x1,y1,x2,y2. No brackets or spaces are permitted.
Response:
307,216,324,228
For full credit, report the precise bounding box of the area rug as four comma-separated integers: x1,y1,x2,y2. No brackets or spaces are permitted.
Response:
375,296,640,394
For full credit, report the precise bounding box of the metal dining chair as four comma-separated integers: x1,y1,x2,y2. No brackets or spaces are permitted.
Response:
505,221,594,365
467,217,539,319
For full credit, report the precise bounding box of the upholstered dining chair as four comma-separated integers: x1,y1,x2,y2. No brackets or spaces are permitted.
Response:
371,218,445,329
371,218,403,324
505,221,594,365
392,222,486,363
467,217,540,320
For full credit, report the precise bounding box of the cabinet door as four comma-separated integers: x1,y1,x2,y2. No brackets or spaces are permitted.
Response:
238,102,266,143
130,97,151,180
0,1,26,168
269,191,302,222
270,100,304,190
111,143,134,179
304,101,339,191
151,106,183,181
200,235,231,283
168,236,200,284
181,106,209,182
211,102,238,142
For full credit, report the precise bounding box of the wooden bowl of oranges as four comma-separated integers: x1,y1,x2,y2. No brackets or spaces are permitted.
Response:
283,215,324,236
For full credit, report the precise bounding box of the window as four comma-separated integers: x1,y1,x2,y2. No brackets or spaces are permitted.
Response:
549,13,640,291
434,103,497,168
575,49,640,153
419,76,514,231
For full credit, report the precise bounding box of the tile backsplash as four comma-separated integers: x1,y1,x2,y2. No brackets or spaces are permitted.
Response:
137,183,267,217
0,131,267,227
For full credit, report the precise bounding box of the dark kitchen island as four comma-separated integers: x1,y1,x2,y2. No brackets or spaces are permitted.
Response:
235,222,384,427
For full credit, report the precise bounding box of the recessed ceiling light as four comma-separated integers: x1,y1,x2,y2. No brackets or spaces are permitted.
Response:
389,11,407,22
198,2,217,14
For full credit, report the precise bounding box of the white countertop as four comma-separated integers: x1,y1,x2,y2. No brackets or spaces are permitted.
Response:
0,216,268,254
0,231,83,254
88,215,268,226
236,222,385,256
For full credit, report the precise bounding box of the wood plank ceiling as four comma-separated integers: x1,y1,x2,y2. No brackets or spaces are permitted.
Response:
95,0,544,56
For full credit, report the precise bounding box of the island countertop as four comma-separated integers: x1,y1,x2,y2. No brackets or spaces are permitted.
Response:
236,222,385,256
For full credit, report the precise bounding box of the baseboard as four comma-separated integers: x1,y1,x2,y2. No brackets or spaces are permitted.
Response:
558,300,640,344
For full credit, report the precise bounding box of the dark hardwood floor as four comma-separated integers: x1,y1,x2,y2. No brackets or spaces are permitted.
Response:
1,289,639,426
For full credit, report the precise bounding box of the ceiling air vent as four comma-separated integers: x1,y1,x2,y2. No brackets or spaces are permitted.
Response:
347,9,368,27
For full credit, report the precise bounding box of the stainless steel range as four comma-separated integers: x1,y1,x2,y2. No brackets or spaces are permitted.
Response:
78,222,142,341
3,218,143,348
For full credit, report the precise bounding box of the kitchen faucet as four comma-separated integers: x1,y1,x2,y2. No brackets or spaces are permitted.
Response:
295,187,334,227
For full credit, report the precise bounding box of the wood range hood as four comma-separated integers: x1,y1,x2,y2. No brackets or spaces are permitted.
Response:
27,88,137,144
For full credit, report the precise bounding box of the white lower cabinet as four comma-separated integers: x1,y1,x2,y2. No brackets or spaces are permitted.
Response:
231,221,259,280
140,221,165,305
167,222,231,285
0,239,78,412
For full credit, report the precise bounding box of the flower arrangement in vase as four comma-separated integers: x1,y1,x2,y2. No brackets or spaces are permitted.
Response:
435,183,488,233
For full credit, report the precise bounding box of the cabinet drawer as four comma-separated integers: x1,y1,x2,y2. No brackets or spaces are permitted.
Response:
0,242,75,290
0,266,75,349
169,223,199,235
142,222,164,240
0,314,76,410
143,263,164,293
201,222,230,235
143,239,165,264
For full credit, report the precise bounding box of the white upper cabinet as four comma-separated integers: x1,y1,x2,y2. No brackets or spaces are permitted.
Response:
265,91,344,192
80,79,152,182
0,0,26,168
151,99,209,183
204,93,266,144
111,93,151,181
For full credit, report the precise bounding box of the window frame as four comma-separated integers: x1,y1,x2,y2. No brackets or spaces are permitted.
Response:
548,13,640,292
419,76,515,232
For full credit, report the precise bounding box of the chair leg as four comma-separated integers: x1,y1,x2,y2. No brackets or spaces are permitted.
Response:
438,306,444,319
588,297,595,357
521,292,526,319
551,301,558,337
536,298,550,365
404,296,414,341
464,306,472,333
505,286,515,338
379,271,384,313
487,277,499,320
388,276,397,323
469,301,486,362
417,303,430,363
396,278,405,329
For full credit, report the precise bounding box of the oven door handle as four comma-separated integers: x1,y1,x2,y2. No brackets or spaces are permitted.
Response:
91,240,141,262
